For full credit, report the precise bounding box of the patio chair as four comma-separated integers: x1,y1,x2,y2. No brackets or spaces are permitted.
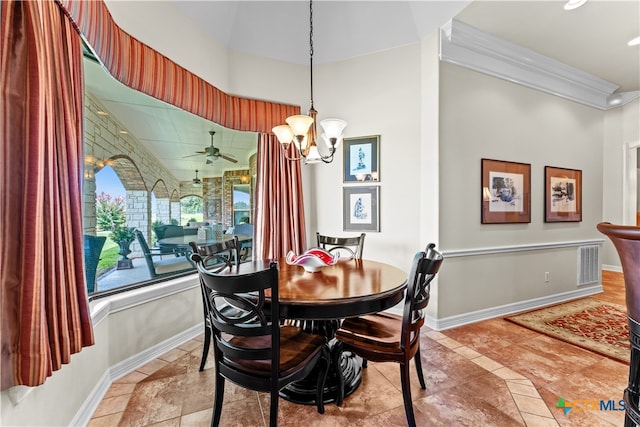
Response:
134,230,195,279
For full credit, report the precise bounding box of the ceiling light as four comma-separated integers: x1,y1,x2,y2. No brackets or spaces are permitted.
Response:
119,130,128,135
563,0,587,10
96,110,108,116
629,37,640,47
271,0,347,165
192,170,202,187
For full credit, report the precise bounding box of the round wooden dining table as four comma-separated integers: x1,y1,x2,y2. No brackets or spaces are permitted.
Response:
217,257,408,405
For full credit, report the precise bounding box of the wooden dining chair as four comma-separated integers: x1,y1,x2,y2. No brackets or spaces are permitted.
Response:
189,257,331,427
189,237,240,371
334,243,443,427
316,232,365,259
597,222,640,427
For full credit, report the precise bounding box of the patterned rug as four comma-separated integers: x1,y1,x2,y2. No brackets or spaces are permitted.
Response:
505,298,630,364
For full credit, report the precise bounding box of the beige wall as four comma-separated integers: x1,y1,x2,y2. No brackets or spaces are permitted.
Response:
3,3,633,425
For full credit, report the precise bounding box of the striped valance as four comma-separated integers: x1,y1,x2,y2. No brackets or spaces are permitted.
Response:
57,0,300,133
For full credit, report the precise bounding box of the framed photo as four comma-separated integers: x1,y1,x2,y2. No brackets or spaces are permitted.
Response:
343,135,380,183
545,166,582,222
481,158,531,224
343,186,380,232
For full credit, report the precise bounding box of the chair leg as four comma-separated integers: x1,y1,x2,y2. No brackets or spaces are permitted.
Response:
400,363,417,427
269,388,279,427
331,341,345,406
413,345,426,389
199,323,211,371
316,347,330,414
362,358,368,368
211,373,225,427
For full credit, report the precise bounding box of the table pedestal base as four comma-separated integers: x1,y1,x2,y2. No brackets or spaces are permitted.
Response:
279,319,362,405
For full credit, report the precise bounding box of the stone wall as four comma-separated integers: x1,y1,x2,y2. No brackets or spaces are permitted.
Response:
83,94,181,246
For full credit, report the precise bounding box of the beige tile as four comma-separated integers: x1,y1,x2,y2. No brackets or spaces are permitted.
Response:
137,358,169,375
159,347,188,363
471,355,504,372
91,394,131,418
424,330,448,341
87,412,123,427
493,366,528,381
181,408,214,427
521,412,560,427
507,381,541,398
436,337,463,349
103,382,136,399
114,370,148,384
452,345,482,359
512,394,554,418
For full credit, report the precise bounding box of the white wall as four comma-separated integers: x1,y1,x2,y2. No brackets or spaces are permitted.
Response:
1,279,202,426
308,44,425,271
602,98,640,266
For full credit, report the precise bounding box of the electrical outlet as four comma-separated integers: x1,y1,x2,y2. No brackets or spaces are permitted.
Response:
545,272,550,282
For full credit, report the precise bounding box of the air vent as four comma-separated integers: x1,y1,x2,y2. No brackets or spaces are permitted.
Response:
578,245,599,286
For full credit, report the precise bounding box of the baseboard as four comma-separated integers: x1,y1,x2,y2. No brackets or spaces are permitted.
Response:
425,285,603,331
602,264,623,273
70,324,202,426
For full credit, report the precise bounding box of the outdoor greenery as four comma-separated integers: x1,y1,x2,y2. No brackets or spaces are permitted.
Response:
95,192,131,277
96,192,126,231
109,225,136,243
181,196,202,215
96,231,119,275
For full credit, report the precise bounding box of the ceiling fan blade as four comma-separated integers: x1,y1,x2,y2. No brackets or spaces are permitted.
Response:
182,153,203,158
220,155,238,163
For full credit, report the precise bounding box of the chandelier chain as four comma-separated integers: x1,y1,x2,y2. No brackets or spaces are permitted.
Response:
309,0,314,109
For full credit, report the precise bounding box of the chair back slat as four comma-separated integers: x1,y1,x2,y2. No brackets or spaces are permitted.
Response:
401,243,443,350
316,232,366,259
190,237,240,273
191,254,279,363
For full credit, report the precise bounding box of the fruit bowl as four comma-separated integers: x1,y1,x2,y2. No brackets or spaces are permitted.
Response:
285,248,340,273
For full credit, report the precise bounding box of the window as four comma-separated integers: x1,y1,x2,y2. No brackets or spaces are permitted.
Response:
82,45,257,298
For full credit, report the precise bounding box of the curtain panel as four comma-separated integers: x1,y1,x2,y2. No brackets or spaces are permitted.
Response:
255,134,307,259
1,0,94,389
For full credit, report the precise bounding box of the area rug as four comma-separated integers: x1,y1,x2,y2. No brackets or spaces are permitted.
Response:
505,298,630,364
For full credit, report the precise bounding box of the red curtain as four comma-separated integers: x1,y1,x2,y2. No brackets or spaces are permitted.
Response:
0,0,94,389
255,134,307,259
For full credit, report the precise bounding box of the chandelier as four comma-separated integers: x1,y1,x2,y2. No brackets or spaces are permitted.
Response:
271,0,347,164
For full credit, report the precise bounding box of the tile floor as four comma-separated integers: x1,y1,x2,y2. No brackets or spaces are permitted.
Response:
88,270,628,426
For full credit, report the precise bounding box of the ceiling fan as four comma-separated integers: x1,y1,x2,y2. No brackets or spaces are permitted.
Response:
183,130,237,164
192,170,202,187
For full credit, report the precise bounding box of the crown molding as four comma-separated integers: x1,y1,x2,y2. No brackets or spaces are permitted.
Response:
439,19,637,110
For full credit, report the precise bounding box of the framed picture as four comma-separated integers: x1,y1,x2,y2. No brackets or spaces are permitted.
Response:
343,135,380,183
545,166,582,222
343,186,380,232
481,158,531,224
